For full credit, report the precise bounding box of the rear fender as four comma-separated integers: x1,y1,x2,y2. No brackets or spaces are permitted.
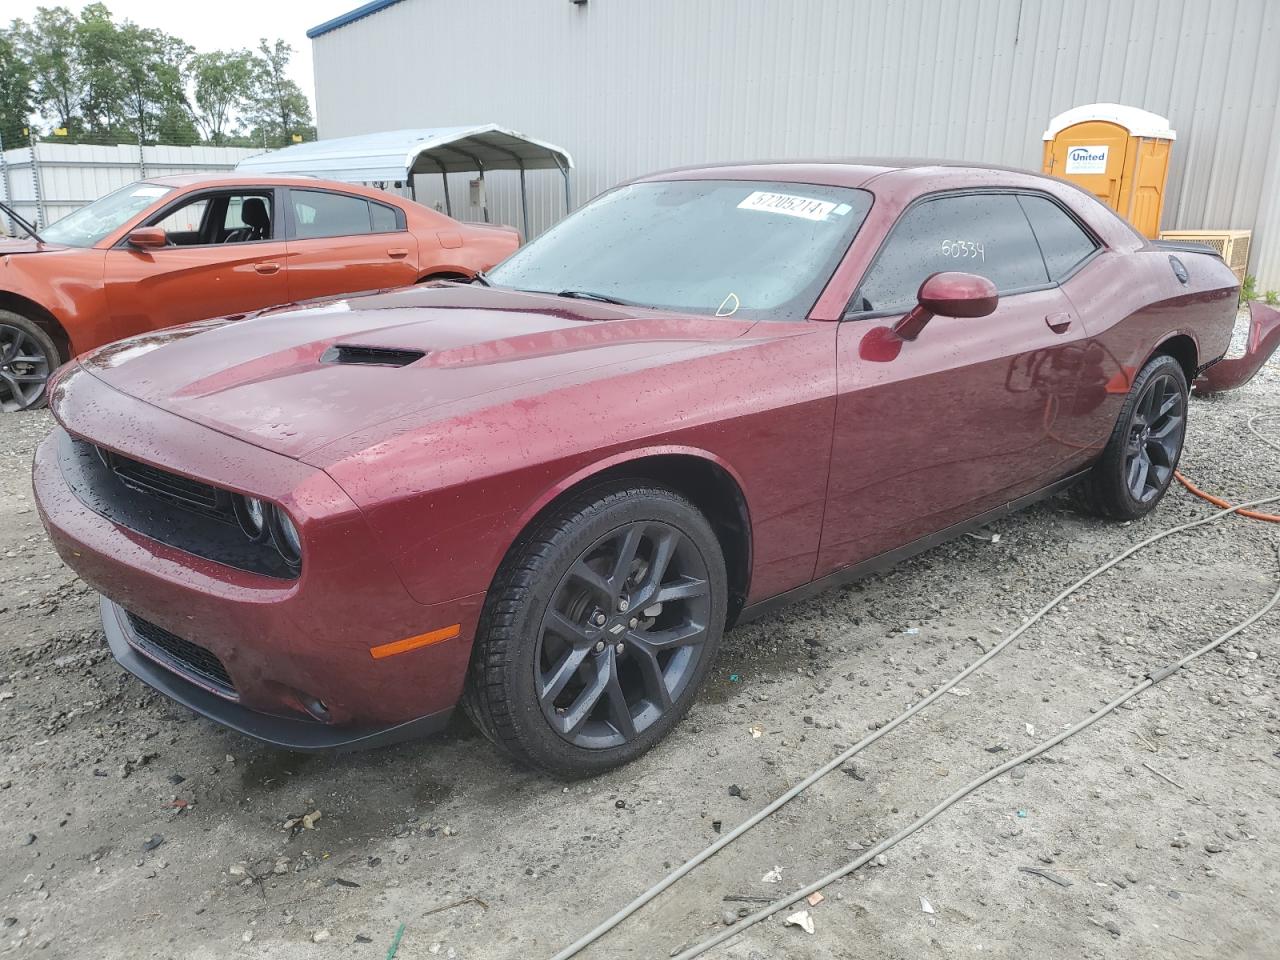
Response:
1194,302,1280,394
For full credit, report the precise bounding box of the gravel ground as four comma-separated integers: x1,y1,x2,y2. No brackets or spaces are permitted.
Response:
2,311,1279,960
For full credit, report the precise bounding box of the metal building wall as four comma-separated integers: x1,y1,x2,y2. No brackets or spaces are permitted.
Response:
312,0,1280,287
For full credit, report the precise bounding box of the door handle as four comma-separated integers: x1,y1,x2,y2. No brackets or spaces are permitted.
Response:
387,248,409,259
1045,313,1072,334
254,262,281,275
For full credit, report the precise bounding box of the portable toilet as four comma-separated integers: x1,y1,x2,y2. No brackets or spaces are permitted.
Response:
1042,103,1175,238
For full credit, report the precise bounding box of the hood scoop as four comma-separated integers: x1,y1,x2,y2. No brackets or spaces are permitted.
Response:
320,344,426,368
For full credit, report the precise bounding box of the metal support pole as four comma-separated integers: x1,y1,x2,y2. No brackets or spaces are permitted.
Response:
0,129,12,236
518,161,529,238
449,147,487,223
137,132,147,180
555,155,572,216
437,159,452,216
28,132,45,228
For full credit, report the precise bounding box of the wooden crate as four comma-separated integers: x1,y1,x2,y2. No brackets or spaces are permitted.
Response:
1159,229,1251,282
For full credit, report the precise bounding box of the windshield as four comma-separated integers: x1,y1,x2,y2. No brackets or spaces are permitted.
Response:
487,179,872,320
41,182,173,247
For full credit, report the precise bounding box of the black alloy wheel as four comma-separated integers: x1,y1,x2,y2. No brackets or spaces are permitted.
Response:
464,482,727,778
536,519,713,750
1071,352,1189,521
0,320,54,413
1123,371,1185,504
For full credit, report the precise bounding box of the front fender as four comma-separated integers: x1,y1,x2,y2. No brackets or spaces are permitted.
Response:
1194,302,1280,394
511,443,750,537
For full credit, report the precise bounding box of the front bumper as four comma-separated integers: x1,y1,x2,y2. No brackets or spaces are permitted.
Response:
100,597,452,750
1194,301,1280,394
33,365,483,746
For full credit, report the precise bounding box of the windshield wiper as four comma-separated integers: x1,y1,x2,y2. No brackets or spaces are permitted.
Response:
0,201,43,244
471,270,491,287
556,289,635,306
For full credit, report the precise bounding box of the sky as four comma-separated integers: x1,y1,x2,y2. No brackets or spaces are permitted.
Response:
6,0,360,113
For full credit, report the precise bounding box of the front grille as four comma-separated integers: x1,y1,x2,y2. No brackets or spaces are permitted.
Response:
59,434,298,580
126,613,237,699
100,448,234,522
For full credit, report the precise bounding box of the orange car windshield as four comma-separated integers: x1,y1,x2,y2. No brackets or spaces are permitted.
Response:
41,182,173,248
487,179,872,320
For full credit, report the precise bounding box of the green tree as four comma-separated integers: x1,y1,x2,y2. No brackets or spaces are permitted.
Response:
76,2,127,136
113,24,196,143
15,4,196,144
8,5,307,148
248,39,312,147
191,50,257,145
0,26,35,142
16,6,84,133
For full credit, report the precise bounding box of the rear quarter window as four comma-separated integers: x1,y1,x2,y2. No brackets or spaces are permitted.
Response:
370,201,400,232
1017,194,1099,280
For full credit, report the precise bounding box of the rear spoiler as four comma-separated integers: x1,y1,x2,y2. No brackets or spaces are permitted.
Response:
1154,239,1224,260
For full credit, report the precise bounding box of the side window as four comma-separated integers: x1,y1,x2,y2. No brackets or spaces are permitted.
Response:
291,190,373,240
370,201,400,233
854,194,1049,315
1017,194,1098,280
224,196,252,230
147,192,272,245
150,198,209,242
219,194,273,243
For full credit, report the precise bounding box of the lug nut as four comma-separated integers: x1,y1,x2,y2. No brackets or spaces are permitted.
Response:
615,643,625,654
593,612,607,626
618,599,630,612
594,640,606,652
629,618,638,629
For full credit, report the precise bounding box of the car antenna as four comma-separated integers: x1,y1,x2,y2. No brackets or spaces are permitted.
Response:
0,200,44,245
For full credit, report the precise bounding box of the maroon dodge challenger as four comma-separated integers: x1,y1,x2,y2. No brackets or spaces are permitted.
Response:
33,160,1278,776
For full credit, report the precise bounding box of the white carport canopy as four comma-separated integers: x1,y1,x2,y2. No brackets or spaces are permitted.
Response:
236,125,575,230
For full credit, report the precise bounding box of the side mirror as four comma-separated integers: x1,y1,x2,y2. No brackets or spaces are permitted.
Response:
127,226,167,249
893,272,998,341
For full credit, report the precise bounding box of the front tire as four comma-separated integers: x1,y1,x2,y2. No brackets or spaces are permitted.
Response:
0,310,59,413
464,482,727,778
1072,353,1188,520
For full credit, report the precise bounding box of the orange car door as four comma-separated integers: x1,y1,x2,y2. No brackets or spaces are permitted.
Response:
282,188,419,302
104,189,289,332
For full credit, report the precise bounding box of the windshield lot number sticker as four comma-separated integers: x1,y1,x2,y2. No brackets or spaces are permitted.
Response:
738,191,839,221
941,239,985,262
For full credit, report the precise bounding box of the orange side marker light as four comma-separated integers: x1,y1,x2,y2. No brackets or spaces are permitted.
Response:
369,623,461,660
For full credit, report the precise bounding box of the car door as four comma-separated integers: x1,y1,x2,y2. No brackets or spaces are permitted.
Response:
817,191,1089,576
282,188,420,302
104,188,289,333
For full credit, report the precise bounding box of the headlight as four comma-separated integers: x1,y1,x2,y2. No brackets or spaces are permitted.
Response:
269,507,302,567
233,495,269,541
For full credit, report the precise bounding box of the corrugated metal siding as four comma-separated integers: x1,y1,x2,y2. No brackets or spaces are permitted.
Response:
312,0,1280,286
0,142,268,231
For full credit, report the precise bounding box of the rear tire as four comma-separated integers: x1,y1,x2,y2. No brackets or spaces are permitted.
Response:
0,310,59,413
463,482,727,778
1071,353,1188,520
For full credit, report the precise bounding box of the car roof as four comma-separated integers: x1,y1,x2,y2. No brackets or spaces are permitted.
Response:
143,172,397,194
633,158,1071,191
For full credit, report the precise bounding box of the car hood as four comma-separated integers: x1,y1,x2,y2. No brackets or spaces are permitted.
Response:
79,284,759,459
0,237,68,256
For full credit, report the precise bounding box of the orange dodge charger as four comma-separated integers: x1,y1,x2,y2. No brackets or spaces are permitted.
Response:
0,174,520,411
